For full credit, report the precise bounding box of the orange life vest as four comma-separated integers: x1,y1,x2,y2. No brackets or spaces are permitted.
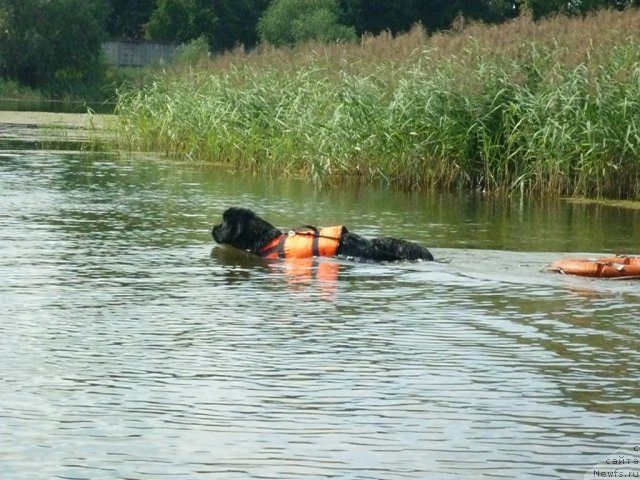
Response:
259,226,343,259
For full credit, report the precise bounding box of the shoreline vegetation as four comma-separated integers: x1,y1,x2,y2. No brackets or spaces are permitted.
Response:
116,9,637,199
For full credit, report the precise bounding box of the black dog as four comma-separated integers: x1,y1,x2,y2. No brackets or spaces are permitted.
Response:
212,207,434,262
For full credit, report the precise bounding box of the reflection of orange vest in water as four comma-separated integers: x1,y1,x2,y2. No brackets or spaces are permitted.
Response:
282,257,341,286
259,226,343,259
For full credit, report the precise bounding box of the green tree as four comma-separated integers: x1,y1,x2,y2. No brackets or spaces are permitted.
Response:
213,0,270,51
338,0,516,36
0,0,107,90
340,0,637,36
258,0,357,46
339,0,419,35
106,0,156,40
517,0,633,18
146,0,217,45
146,0,269,51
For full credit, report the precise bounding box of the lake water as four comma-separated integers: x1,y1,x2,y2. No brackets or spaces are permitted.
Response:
1,139,639,479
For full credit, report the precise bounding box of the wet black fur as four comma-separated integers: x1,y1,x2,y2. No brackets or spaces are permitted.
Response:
212,207,434,262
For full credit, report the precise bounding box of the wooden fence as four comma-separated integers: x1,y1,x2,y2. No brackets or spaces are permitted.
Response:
102,41,178,67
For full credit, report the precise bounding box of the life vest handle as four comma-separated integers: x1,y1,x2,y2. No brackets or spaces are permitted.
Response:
290,226,341,241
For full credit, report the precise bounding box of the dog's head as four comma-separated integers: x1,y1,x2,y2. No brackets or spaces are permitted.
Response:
212,207,282,254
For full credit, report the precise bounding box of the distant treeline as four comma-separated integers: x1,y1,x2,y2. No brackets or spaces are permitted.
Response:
1,0,640,93
106,0,640,48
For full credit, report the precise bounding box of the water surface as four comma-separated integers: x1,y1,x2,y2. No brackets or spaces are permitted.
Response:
1,148,639,480
0,98,115,114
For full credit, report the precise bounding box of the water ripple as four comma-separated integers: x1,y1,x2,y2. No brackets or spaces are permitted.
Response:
1,152,638,479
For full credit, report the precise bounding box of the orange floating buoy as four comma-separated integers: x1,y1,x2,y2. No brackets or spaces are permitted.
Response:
549,256,640,279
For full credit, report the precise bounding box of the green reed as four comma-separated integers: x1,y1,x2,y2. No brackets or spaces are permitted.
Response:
116,10,640,199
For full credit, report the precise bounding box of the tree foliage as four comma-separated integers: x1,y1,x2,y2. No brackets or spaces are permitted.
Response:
146,0,270,51
258,0,357,46
0,0,107,89
338,0,640,36
105,0,155,40
509,0,640,20
2,0,640,92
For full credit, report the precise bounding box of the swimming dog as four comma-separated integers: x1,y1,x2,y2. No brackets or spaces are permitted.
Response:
212,207,434,262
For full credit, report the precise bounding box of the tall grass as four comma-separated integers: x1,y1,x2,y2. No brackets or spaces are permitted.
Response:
116,9,640,199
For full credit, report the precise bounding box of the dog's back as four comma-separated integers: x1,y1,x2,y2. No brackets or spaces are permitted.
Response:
337,231,434,261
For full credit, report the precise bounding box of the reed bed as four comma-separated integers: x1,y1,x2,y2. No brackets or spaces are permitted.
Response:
116,9,640,198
